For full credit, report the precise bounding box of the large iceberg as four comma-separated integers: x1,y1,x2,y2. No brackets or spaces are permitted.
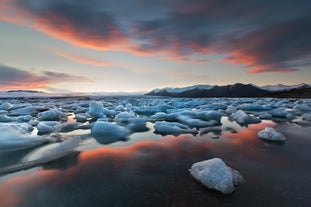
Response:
189,158,243,194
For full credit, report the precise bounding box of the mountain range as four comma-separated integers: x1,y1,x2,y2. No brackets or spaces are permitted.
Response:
146,83,311,98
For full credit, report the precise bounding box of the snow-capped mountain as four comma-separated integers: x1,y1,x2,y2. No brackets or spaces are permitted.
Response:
146,83,311,98
146,83,270,97
260,83,311,92
152,85,215,94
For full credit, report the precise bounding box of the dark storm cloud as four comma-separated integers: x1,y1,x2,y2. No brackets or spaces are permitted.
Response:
6,0,311,72
0,64,89,90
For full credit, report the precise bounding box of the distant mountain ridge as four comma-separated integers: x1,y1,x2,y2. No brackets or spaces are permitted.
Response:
146,83,311,98
260,83,310,92
7,90,44,93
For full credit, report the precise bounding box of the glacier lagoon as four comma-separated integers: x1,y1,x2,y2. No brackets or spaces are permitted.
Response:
0,96,311,207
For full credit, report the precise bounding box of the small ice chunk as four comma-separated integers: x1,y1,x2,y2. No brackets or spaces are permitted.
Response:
184,100,205,107
16,115,33,122
257,127,286,141
154,121,198,136
204,103,228,110
0,126,49,150
179,115,219,128
91,121,129,144
115,111,136,123
37,121,59,135
0,115,15,122
125,103,132,111
75,114,88,122
258,112,273,119
189,158,243,194
9,105,38,116
0,102,13,111
30,137,80,161
55,122,80,133
38,109,65,121
114,105,126,112
225,106,237,115
229,110,261,126
294,104,311,111
302,113,311,122
268,108,289,118
197,111,222,122
151,112,179,122
127,118,149,133
88,101,105,119
241,104,271,111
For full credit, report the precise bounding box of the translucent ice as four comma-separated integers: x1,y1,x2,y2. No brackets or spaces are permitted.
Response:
257,127,286,141
189,158,243,194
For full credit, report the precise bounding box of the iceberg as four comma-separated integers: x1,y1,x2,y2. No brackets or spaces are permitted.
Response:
127,118,149,133
30,137,80,161
88,101,115,119
8,105,38,116
0,102,13,111
75,114,88,122
196,111,222,122
115,111,136,123
257,127,286,141
88,101,105,119
0,115,15,123
294,104,311,112
38,109,65,121
153,121,198,136
189,158,243,194
229,110,261,126
91,121,129,144
37,121,59,135
302,113,311,121
268,108,289,118
0,125,50,151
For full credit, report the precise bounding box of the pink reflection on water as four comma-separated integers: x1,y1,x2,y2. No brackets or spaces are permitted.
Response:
0,121,286,206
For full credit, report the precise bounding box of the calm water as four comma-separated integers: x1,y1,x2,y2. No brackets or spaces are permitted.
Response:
1,120,311,207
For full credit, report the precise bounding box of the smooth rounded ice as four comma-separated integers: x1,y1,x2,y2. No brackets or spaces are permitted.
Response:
189,158,243,194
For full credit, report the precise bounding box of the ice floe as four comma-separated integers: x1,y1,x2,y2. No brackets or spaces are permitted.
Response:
88,101,105,119
29,137,80,161
294,104,311,111
0,125,50,151
257,127,286,141
189,158,243,194
39,109,65,121
8,105,38,116
91,121,129,144
37,121,60,135
229,110,261,126
115,111,136,123
154,121,198,136
0,102,13,111
302,113,311,121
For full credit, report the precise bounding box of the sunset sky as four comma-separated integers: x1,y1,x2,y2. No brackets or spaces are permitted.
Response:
0,0,310,92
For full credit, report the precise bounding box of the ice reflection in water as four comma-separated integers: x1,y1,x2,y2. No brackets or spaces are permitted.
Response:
1,121,311,207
